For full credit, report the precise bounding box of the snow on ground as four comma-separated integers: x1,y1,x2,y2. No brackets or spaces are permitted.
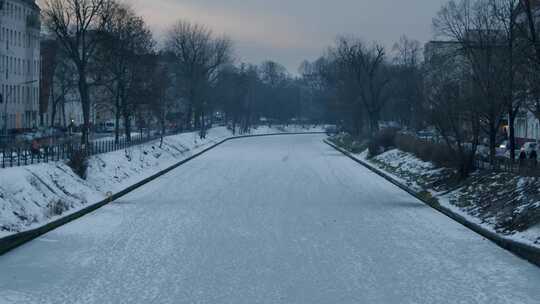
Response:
0,164,103,235
0,125,323,238
0,135,538,304
371,149,436,192
374,149,435,173
351,148,540,249
364,148,453,193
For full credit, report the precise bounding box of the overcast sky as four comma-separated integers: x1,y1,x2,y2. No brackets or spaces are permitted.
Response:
43,0,450,73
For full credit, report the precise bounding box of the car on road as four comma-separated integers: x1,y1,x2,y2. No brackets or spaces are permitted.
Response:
497,140,510,157
416,130,438,141
104,122,116,133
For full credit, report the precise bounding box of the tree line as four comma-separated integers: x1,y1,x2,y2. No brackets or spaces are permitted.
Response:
300,0,540,178
41,0,326,146
44,0,540,178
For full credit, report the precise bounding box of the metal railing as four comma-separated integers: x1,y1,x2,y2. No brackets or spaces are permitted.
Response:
475,158,540,177
0,132,168,169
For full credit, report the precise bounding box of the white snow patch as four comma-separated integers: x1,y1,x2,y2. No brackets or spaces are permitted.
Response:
347,147,540,250
0,125,323,238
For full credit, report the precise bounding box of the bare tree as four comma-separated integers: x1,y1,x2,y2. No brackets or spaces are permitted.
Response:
424,40,481,178
146,56,174,147
313,55,364,135
40,39,58,127
260,61,288,87
51,50,77,128
390,35,425,129
43,0,113,144
518,0,540,133
259,61,294,124
329,37,391,136
434,0,509,163
393,35,422,67
490,0,525,161
97,2,154,142
165,20,233,138
520,0,540,63
214,65,245,134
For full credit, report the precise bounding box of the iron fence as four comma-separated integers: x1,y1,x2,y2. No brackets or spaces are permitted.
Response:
475,158,540,177
0,132,167,169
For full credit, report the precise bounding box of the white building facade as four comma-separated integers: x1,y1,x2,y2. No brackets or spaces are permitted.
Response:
514,110,540,145
0,0,40,132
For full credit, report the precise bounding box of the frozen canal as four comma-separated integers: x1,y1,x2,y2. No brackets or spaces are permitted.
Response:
0,135,539,304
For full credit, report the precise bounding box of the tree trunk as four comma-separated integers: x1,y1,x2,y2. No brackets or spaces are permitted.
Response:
459,153,475,180
50,95,57,128
115,87,121,144
199,111,205,139
62,100,66,128
78,73,91,146
123,111,131,143
509,108,517,162
186,104,192,131
489,125,497,165
160,111,166,149
194,104,201,131
370,111,380,136
51,106,57,128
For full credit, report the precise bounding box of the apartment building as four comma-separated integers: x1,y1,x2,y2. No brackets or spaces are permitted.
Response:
0,0,41,133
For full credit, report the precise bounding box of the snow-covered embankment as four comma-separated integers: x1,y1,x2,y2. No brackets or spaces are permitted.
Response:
326,139,540,257
0,126,323,239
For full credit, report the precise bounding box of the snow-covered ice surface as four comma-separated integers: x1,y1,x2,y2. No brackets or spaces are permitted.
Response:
0,125,323,237
1,135,539,304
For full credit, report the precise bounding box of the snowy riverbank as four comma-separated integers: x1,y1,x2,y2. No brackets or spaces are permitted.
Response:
328,139,540,250
0,125,324,238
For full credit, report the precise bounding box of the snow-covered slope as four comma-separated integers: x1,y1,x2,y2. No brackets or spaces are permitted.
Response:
353,148,540,249
0,125,323,238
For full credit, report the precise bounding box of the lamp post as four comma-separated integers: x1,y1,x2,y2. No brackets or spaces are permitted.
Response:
1,79,39,138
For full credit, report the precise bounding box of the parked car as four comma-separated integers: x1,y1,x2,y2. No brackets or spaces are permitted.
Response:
16,131,38,142
496,140,509,156
103,122,116,133
416,130,438,141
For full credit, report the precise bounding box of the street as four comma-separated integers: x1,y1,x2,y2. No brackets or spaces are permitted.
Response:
0,134,539,304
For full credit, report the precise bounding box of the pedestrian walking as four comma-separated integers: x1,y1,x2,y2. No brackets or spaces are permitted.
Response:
30,139,40,156
530,149,538,169
519,150,527,172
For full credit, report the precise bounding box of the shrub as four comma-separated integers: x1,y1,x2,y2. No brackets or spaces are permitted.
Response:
368,128,399,157
68,149,88,179
351,141,368,154
393,133,455,168
430,144,455,168
47,200,70,217
394,133,417,154
331,133,368,153
368,140,383,157
378,128,399,150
